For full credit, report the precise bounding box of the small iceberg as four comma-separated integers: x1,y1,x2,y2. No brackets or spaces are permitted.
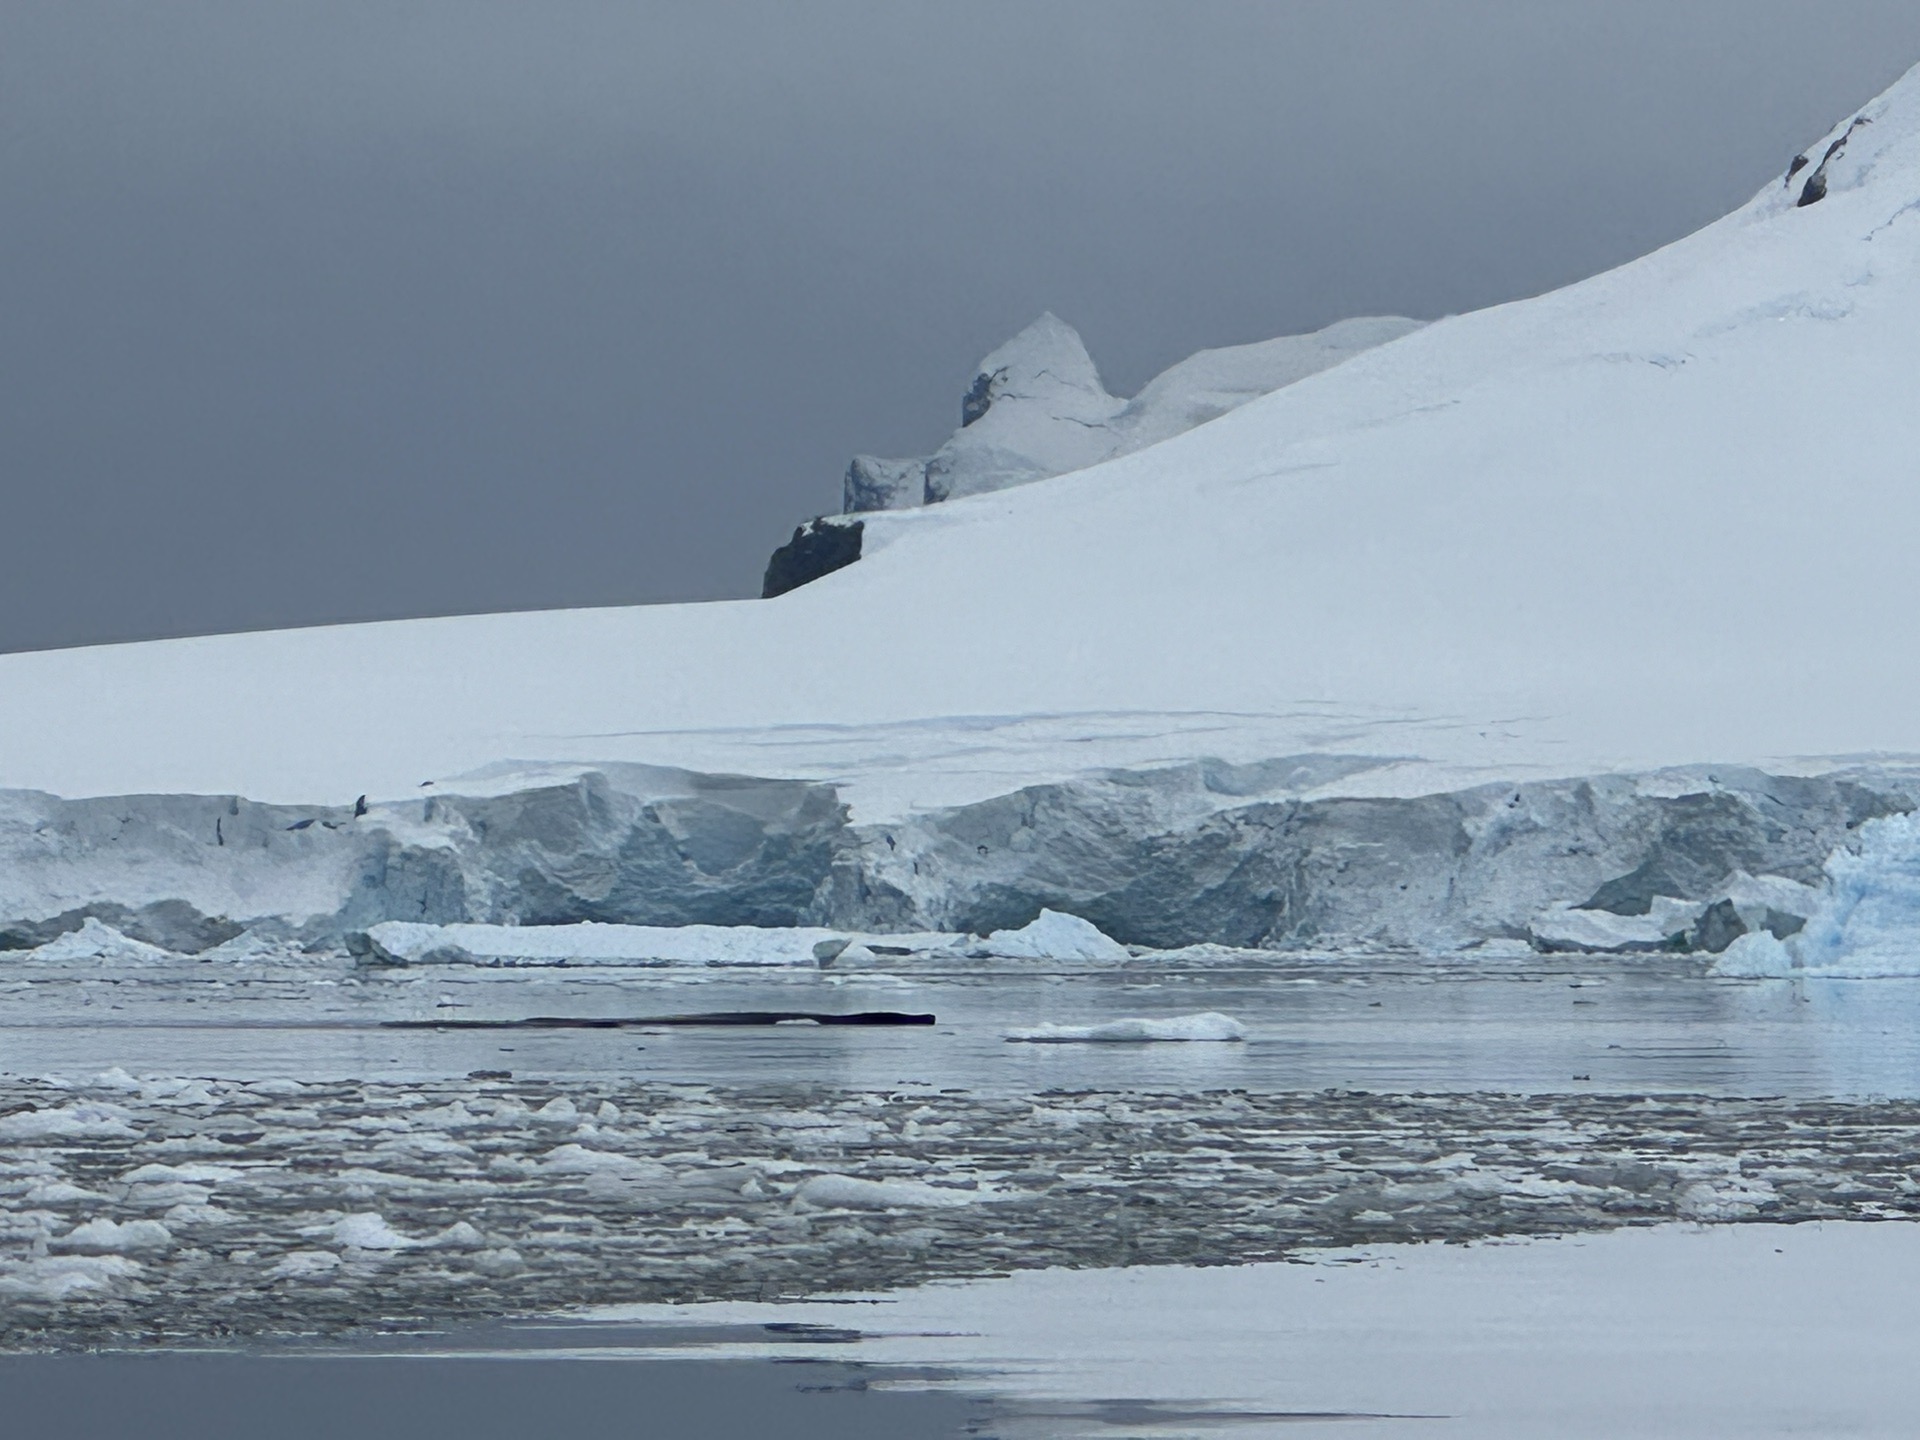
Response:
971,909,1130,961
1006,1011,1246,1043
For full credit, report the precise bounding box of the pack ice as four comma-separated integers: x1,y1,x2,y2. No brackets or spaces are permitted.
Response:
9,67,1920,959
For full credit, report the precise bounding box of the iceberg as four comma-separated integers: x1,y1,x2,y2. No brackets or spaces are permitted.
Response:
970,909,1130,962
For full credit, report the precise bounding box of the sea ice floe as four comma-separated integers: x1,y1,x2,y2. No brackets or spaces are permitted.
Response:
22,919,177,965
329,1213,423,1250
266,1250,342,1280
0,1254,143,1301
0,1102,139,1142
536,1144,672,1180
1005,1011,1246,1043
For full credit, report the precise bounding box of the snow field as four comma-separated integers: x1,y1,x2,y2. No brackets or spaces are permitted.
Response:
4,68,1920,830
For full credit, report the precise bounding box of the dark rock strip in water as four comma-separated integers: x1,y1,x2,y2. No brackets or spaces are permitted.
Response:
380,1011,936,1030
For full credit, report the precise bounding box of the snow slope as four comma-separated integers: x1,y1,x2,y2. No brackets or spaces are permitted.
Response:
4,66,1920,836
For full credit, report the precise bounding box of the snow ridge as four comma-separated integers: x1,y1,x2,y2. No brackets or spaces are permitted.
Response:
845,311,1422,511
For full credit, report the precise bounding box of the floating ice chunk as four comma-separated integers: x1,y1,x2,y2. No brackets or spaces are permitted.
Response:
1528,899,1702,954
23,918,178,964
1712,930,1796,977
794,1174,982,1210
973,910,1129,962
429,1221,486,1250
1006,1011,1247,1043
50,1218,174,1254
470,1247,524,1277
267,1250,342,1279
0,1101,138,1142
0,1255,143,1301
120,1162,245,1186
164,1202,236,1228
536,1144,671,1180
89,1066,144,1093
1677,1176,1777,1221
22,1181,103,1205
330,1213,421,1250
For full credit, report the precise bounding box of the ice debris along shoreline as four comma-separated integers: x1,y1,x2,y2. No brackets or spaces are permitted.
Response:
1005,1012,1246,1043
352,909,1127,969
6,1074,1920,1347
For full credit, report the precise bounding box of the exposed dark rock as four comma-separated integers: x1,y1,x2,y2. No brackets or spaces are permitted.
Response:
842,456,921,513
762,518,863,598
1797,116,1870,208
960,367,1002,426
1691,898,1748,954
1763,907,1807,940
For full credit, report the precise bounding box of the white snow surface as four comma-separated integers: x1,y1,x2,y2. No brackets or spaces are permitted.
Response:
5,71,1920,818
593,1221,1920,1440
1005,1011,1247,1043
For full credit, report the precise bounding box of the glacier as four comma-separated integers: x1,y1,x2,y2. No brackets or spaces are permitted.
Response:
7,67,1920,957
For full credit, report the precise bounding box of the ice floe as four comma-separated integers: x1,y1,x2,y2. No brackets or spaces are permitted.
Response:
1006,1011,1246,1043
794,1174,985,1210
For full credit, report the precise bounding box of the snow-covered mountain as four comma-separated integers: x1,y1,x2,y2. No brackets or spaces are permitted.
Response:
842,312,1423,511
7,63,1920,956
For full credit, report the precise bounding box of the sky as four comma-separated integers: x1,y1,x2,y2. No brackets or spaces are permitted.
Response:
4,2,1920,654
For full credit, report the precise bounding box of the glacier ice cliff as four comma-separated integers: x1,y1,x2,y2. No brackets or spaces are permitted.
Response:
4,762,1913,958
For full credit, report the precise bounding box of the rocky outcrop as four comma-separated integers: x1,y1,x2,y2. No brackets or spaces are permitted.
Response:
762,518,863,598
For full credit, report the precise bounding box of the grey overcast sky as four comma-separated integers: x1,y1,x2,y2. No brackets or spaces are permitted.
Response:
4,2,1920,653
